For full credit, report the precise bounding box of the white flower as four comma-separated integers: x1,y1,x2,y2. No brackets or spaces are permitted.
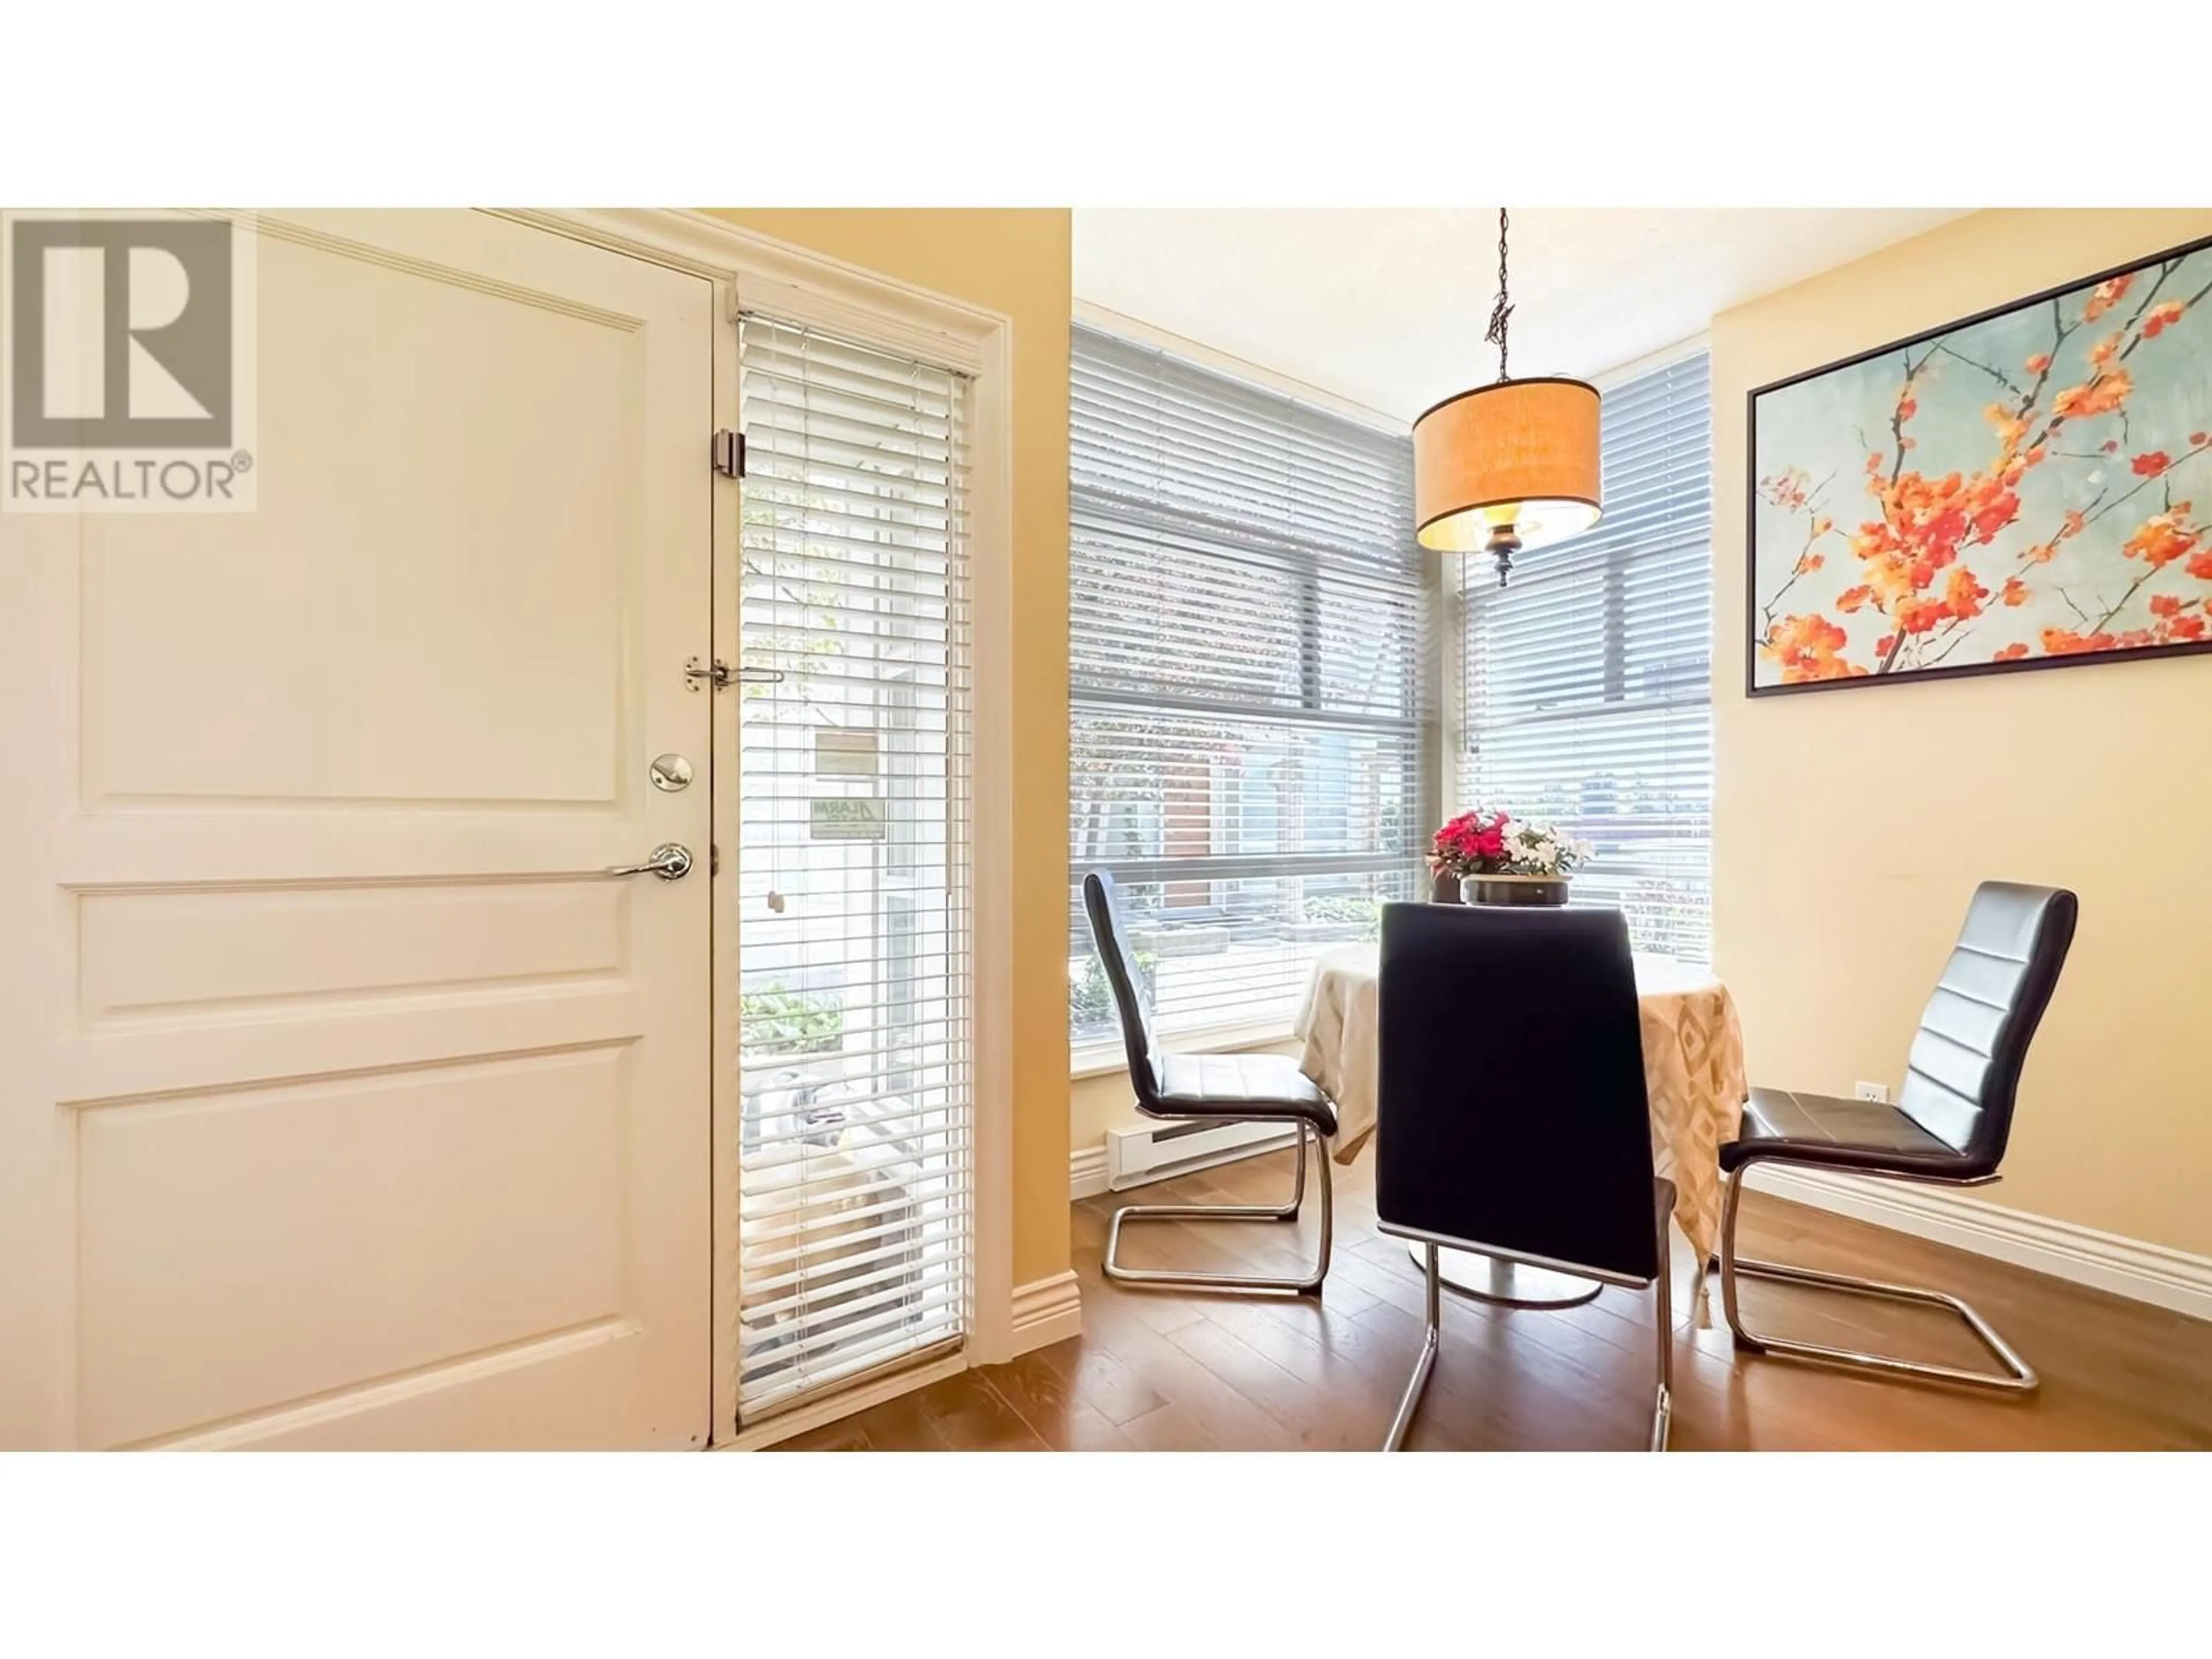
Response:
1483,813,1590,875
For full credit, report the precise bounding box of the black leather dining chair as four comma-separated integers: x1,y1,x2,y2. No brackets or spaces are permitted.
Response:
1374,901,1673,1451
1714,880,2078,1393
1081,872,1336,1295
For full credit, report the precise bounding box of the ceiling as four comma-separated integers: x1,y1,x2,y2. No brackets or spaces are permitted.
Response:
1073,209,1968,422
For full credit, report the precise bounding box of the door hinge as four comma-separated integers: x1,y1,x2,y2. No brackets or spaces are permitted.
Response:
713,429,746,479
711,843,720,877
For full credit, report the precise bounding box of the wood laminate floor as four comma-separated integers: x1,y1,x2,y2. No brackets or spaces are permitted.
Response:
774,1146,2212,1452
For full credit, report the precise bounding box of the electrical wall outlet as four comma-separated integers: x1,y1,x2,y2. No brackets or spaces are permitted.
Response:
1854,1080,1891,1104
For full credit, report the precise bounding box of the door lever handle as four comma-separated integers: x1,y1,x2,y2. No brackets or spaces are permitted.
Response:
604,842,694,880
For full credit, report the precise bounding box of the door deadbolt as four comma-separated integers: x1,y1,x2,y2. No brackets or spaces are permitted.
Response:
649,753,694,793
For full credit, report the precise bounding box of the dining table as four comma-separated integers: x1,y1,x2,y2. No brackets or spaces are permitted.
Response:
1292,941,1748,1308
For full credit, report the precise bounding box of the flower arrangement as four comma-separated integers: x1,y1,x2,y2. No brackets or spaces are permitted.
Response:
1430,809,1593,880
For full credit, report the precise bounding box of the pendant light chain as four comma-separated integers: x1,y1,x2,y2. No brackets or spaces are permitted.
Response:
1415,203,1601,587
1484,207,1513,384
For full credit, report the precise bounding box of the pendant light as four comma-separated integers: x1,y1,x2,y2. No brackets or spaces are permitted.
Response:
1413,209,1602,585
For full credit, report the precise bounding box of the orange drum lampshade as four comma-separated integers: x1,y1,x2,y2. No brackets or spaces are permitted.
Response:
1412,376,1603,555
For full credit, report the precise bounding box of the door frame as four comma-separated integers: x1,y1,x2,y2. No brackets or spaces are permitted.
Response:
495,210,1018,1446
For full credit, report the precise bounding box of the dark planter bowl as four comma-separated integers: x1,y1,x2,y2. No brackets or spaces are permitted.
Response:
1461,873,1571,908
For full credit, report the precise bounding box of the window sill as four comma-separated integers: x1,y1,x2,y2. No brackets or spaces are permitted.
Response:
1070,1020,1302,1082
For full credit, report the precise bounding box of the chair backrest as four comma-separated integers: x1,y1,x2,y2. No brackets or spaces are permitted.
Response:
1081,872,1165,1106
1374,902,1660,1283
1899,880,2078,1168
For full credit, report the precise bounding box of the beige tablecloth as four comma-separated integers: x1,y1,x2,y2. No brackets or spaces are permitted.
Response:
1291,944,1748,1261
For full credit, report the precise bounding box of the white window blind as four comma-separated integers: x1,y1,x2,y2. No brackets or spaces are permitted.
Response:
1458,350,1713,960
736,316,972,1418
1070,325,1429,1045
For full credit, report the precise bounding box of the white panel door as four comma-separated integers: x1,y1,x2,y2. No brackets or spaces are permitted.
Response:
0,210,714,1449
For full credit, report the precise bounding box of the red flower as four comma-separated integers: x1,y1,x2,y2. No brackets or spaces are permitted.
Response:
2082,275,2133,321
2041,627,2118,656
1944,566,1988,621
1431,809,1513,876
2076,369,2135,417
2132,451,2172,478
1993,642,2029,662
2123,513,2201,569
1762,613,1863,681
1897,596,1948,635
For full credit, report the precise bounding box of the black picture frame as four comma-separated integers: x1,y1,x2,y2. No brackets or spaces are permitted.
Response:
1745,228,2212,699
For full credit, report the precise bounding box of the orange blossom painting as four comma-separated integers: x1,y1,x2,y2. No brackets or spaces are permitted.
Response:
1749,234,2212,694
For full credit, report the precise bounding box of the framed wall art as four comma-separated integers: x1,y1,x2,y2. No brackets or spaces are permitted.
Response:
1748,233,2212,695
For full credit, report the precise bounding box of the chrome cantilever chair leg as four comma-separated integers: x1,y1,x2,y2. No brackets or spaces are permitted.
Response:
1103,1119,1333,1295
1650,1202,1673,1453
1713,1157,2037,1393
1382,1232,1672,1453
1382,1243,1442,1452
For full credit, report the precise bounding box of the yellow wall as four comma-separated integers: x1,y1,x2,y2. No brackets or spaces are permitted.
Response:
707,210,1073,1285
1713,208,2212,1259
1070,1067,1137,1158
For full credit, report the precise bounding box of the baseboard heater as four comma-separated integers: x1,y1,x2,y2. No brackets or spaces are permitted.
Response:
1105,1118,1299,1191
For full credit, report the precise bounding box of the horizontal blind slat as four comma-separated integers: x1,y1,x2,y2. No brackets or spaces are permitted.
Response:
736,315,974,1417
1070,324,1429,1042
1461,352,1714,965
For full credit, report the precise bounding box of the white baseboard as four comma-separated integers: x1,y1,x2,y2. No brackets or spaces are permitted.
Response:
1754,1165,2212,1324
1009,1268,1082,1354
1070,1144,1111,1200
